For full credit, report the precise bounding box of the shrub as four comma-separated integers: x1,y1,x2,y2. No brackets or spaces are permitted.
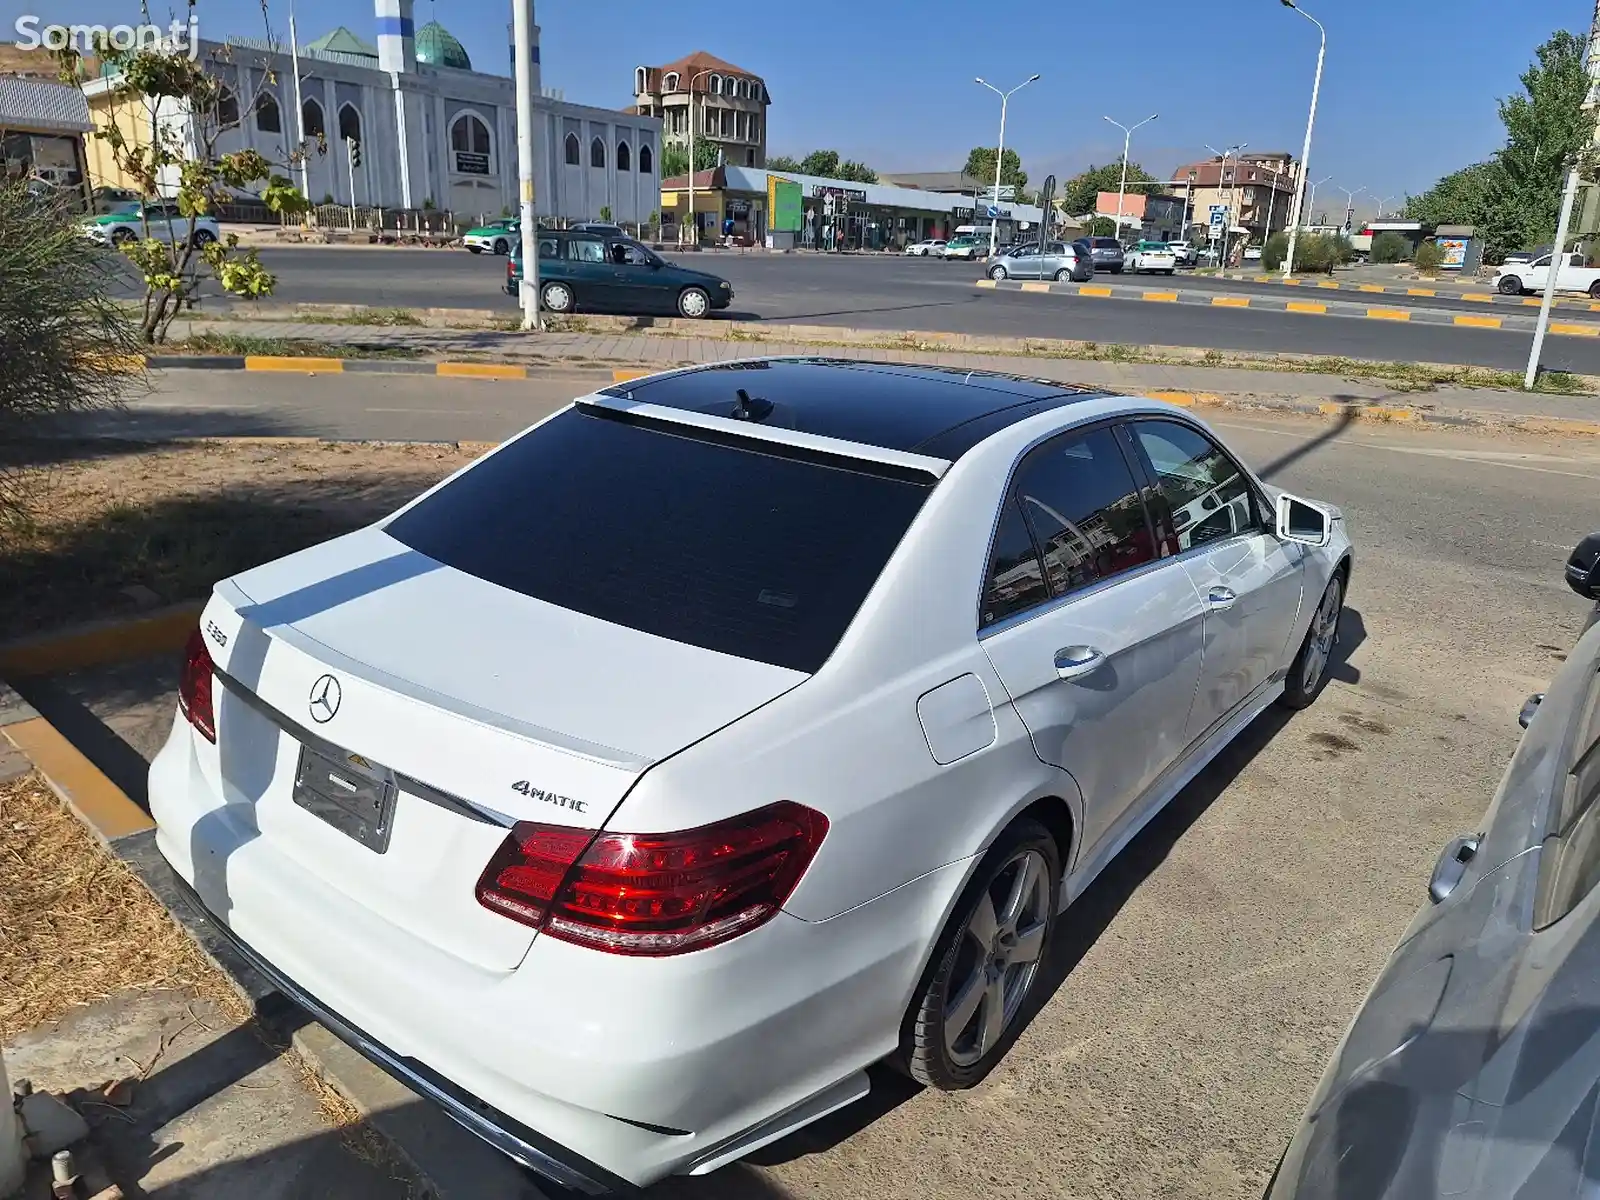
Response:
599,205,613,222
1085,216,1116,236
1413,239,1446,273
1371,231,1410,263
1261,231,1289,271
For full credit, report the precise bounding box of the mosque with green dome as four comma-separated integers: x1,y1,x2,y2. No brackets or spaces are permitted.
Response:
83,0,660,223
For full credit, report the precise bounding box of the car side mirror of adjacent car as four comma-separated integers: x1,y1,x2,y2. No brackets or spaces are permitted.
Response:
1566,532,1600,599
1275,493,1333,548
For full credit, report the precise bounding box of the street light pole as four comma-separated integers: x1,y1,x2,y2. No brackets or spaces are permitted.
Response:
1336,184,1366,232
975,73,1040,258
1104,112,1158,240
1306,174,1332,225
685,68,716,250
512,0,539,329
1373,194,1394,222
1280,0,1326,277
1205,141,1246,267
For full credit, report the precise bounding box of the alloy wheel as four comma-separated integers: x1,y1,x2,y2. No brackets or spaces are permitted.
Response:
943,849,1050,1068
1301,577,1343,694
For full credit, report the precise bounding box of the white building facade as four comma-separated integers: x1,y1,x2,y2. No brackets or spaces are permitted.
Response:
85,0,660,224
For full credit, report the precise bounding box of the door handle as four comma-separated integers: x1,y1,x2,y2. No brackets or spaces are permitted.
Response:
1428,834,1481,904
1207,586,1237,609
1054,646,1105,681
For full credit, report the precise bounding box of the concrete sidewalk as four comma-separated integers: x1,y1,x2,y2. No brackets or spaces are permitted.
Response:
166,318,1600,431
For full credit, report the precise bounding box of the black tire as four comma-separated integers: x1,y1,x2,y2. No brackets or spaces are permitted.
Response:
988,265,1007,280
111,227,135,245
468,245,483,254
1498,274,1523,295
540,280,574,314
1588,281,1600,300
898,817,1061,1090
192,228,216,248
677,286,711,318
1164,269,1175,275
493,238,508,256
1280,571,1345,710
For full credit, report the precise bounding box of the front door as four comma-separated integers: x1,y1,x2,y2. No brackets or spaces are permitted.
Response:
605,238,661,312
979,424,1206,857
1126,418,1305,743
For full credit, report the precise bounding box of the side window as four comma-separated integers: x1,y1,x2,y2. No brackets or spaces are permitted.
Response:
537,235,559,260
566,238,605,263
608,240,651,266
1130,419,1263,553
1535,678,1600,928
981,499,1049,626
1013,426,1156,599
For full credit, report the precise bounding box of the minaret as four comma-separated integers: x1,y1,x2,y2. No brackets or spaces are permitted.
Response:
375,0,415,73
508,0,541,89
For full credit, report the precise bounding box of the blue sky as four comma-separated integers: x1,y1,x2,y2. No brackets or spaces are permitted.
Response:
6,0,1589,219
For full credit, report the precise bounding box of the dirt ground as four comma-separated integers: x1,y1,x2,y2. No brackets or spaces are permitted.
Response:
0,439,475,641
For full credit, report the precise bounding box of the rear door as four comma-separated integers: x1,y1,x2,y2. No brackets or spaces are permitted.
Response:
563,234,615,306
1125,418,1304,743
980,423,1205,856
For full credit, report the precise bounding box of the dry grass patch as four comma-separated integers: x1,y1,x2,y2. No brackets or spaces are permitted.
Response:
0,773,236,1039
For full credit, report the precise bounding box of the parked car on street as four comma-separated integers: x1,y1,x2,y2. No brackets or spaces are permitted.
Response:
1265,531,1600,1200
905,239,947,257
81,200,220,248
463,219,519,255
571,221,626,238
1494,251,1600,298
1166,242,1199,267
1243,246,1263,262
152,358,1351,1193
506,229,732,317
1124,241,1177,275
985,241,1094,282
941,234,989,261
1086,236,1125,273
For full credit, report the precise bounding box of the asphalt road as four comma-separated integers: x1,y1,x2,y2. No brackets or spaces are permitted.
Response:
185,248,1600,374
39,371,1600,1198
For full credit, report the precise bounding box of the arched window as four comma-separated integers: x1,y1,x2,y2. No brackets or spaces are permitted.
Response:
709,74,722,95
215,85,239,126
616,140,631,171
301,97,325,139
634,66,646,94
450,111,492,175
638,143,653,173
590,137,606,168
338,103,362,145
662,71,679,91
564,132,580,165
737,79,748,98
254,91,281,133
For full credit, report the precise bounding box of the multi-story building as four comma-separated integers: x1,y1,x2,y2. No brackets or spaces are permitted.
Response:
632,51,768,169
1167,150,1299,243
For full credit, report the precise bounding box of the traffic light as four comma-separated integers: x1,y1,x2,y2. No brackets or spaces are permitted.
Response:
347,138,361,169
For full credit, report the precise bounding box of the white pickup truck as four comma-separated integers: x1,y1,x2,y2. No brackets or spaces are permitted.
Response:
1494,251,1600,298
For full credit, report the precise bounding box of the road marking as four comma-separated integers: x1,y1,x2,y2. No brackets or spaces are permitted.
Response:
1461,293,1494,302
1286,301,1327,314
1366,308,1411,321
1141,291,1179,302
1020,281,1052,293
1147,391,1195,406
612,368,653,382
243,356,346,373
1590,303,1600,312
1211,296,1251,307
1551,323,1600,337
1454,315,1503,328
1078,285,1114,297
437,362,528,380
1522,298,1544,307
1316,280,1342,289
1282,278,1303,286
1407,289,1437,297
1358,284,1386,293
975,279,997,289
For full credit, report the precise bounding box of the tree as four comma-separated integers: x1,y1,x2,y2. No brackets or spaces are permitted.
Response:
0,183,141,526
57,24,311,344
765,154,802,173
660,139,720,179
1402,29,1596,260
1413,239,1446,273
800,149,840,177
1061,160,1159,218
963,147,1028,199
836,159,878,184
1370,231,1411,263
1085,216,1117,236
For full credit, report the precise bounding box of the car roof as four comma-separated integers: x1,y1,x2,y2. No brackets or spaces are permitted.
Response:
601,357,1111,460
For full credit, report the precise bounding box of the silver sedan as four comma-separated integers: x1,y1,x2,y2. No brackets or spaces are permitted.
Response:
986,241,1094,283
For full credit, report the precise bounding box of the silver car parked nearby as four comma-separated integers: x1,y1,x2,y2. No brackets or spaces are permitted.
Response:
986,241,1094,283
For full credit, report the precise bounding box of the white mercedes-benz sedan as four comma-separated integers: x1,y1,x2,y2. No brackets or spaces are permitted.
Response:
150,358,1353,1192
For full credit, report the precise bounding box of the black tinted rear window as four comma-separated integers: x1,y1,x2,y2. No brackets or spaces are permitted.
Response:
384,408,934,673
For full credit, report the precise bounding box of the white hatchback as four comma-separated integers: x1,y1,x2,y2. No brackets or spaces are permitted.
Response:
151,359,1353,1192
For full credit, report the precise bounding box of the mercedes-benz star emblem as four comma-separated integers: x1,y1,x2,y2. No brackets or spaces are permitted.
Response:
308,674,342,723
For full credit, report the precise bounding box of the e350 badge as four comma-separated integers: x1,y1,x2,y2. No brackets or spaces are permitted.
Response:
512,780,587,814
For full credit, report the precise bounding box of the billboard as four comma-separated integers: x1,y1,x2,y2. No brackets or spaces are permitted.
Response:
768,175,803,233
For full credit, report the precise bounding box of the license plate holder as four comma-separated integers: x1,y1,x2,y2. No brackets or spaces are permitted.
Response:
292,743,396,853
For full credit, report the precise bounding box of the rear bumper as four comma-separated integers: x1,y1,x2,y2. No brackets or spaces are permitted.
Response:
168,869,627,1194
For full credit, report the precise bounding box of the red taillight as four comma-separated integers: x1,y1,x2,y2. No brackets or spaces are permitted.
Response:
178,627,217,743
475,801,829,956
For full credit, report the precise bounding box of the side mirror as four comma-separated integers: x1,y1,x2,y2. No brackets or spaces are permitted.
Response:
1275,493,1333,548
1566,532,1600,599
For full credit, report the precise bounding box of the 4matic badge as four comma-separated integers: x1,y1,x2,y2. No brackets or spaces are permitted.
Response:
512,780,587,814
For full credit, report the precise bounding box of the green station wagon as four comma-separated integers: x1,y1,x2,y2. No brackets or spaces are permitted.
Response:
506,230,733,318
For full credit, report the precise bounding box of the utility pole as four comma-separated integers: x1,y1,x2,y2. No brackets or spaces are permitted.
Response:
288,4,310,207
1280,0,1326,276
512,0,539,329
1525,0,1600,387
1104,112,1158,241
976,74,1040,258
